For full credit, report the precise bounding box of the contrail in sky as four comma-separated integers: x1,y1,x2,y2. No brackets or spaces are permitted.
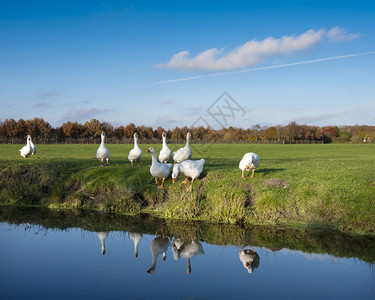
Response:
140,51,375,87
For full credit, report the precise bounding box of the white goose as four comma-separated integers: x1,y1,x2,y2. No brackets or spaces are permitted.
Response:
239,246,260,274
158,132,172,163
129,232,143,258
172,159,205,191
172,239,205,274
96,132,111,165
28,135,37,155
239,152,260,179
19,136,32,158
147,147,172,189
147,232,170,274
128,133,142,167
97,232,109,255
173,133,192,164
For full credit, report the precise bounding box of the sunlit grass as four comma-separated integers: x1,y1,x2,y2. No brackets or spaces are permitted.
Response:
0,143,374,234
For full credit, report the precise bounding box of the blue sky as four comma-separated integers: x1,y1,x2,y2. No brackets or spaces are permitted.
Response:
1,0,374,129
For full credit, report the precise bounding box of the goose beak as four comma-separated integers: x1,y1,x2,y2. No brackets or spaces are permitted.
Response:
147,148,150,153
172,178,175,183
245,165,249,170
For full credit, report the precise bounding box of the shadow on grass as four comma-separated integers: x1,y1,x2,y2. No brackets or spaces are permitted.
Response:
257,168,286,175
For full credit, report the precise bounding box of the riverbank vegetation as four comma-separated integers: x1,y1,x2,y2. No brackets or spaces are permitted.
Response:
1,143,374,235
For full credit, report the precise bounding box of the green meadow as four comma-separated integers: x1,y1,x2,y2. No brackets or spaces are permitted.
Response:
0,143,374,235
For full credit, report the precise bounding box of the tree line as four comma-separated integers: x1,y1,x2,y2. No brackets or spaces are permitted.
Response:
0,117,374,144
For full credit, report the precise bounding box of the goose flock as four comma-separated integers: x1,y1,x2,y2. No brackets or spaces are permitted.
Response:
19,131,260,189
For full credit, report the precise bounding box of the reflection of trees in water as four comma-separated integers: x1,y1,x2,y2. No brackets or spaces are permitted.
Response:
1,206,375,264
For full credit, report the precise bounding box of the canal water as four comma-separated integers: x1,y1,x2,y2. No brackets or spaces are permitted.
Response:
0,207,374,299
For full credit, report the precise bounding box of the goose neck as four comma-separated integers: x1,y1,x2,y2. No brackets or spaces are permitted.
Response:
150,151,158,165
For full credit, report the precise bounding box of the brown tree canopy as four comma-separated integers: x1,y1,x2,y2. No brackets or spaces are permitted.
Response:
262,126,278,141
61,121,82,138
0,118,374,144
83,119,103,139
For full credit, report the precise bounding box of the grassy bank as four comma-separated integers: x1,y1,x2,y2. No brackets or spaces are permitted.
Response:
0,143,374,235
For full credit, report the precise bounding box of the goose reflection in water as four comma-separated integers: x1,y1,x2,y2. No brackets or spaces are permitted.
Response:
129,232,143,258
172,238,205,274
239,246,260,274
97,232,109,255
147,231,170,274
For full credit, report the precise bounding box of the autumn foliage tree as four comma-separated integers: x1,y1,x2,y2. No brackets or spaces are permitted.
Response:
15,119,27,138
262,126,278,141
0,118,374,144
61,121,82,139
1,119,17,143
83,119,103,140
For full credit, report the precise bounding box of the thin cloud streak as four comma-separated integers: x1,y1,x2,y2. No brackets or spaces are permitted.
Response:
157,29,325,71
156,27,359,72
143,51,375,87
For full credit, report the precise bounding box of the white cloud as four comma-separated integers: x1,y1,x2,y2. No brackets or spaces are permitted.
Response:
32,101,55,108
285,113,338,124
156,27,359,72
153,116,179,129
32,91,60,108
36,91,60,100
63,107,112,122
160,98,172,105
326,26,360,42
186,105,203,116
65,100,92,106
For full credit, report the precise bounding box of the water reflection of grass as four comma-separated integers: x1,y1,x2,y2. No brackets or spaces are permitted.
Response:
0,143,374,234
1,206,374,264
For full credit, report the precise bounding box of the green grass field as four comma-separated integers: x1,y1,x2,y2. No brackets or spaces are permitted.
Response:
1,143,374,235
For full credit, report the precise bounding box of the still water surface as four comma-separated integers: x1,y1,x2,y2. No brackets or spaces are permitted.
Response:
0,208,374,300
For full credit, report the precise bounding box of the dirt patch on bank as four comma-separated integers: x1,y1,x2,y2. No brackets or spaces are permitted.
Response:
263,178,290,189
